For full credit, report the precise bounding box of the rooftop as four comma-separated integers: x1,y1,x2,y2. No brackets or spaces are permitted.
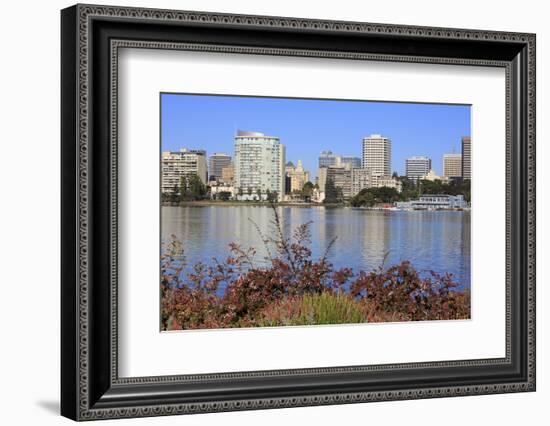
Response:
407,156,431,160
236,130,268,137
235,130,280,140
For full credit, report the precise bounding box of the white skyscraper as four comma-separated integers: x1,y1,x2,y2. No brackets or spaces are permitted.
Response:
234,130,285,201
362,134,391,176
161,149,207,193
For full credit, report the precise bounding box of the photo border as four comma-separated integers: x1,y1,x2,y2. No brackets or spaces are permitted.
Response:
157,90,474,332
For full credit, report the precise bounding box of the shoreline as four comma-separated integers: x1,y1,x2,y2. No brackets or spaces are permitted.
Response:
161,201,470,211
163,201,338,208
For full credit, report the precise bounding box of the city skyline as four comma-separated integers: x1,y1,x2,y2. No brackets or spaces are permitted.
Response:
161,93,471,179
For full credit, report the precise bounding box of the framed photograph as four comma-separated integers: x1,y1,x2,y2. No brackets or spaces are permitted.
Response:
61,4,536,421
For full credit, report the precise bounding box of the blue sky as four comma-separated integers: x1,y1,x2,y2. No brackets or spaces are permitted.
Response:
161,93,470,179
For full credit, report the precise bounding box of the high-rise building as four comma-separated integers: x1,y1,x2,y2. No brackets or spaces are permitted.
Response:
319,152,361,170
326,167,352,199
405,156,432,182
319,150,339,168
284,161,294,194
161,149,207,193
443,154,462,179
234,130,285,201
285,159,310,193
461,136,471,180
362,134,391,176
278,144,286,199
208,153,232,182
220,164,234,184
351,168,373,197
341,156,361,169
317,167,328,193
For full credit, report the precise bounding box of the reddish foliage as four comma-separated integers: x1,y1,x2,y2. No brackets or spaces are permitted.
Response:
349,261,470,321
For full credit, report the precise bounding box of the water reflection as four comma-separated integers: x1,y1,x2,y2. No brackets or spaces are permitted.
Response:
161,206,471,289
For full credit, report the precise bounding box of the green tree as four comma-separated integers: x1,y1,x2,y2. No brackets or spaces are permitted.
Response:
266,190,278,203
374,186,400,203
187,174,207,200
256,188,262,201
418,178,470,202
323,178,342,204
301,181,315,201
217,191,232,201
349,187,400,207
178,174,206,201
459,179,471,202
350,189,376,207
395,176,419,201
170,183,179,203
179,176,190,201
397,176,415,192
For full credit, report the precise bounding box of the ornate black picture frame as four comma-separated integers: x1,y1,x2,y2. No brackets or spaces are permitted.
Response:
61,4,536,421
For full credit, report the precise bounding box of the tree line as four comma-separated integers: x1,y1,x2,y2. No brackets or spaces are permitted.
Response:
162,174,207,203
161,173,470,206
339,177,471,207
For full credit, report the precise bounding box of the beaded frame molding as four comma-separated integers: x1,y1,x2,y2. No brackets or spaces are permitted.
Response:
61,4,536,421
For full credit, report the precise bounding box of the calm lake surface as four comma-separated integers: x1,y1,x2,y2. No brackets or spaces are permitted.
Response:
161,205,471,289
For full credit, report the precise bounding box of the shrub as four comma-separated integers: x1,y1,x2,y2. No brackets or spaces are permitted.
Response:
349,262,471,321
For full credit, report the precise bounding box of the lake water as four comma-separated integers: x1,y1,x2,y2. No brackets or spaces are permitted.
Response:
161,205,471,289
